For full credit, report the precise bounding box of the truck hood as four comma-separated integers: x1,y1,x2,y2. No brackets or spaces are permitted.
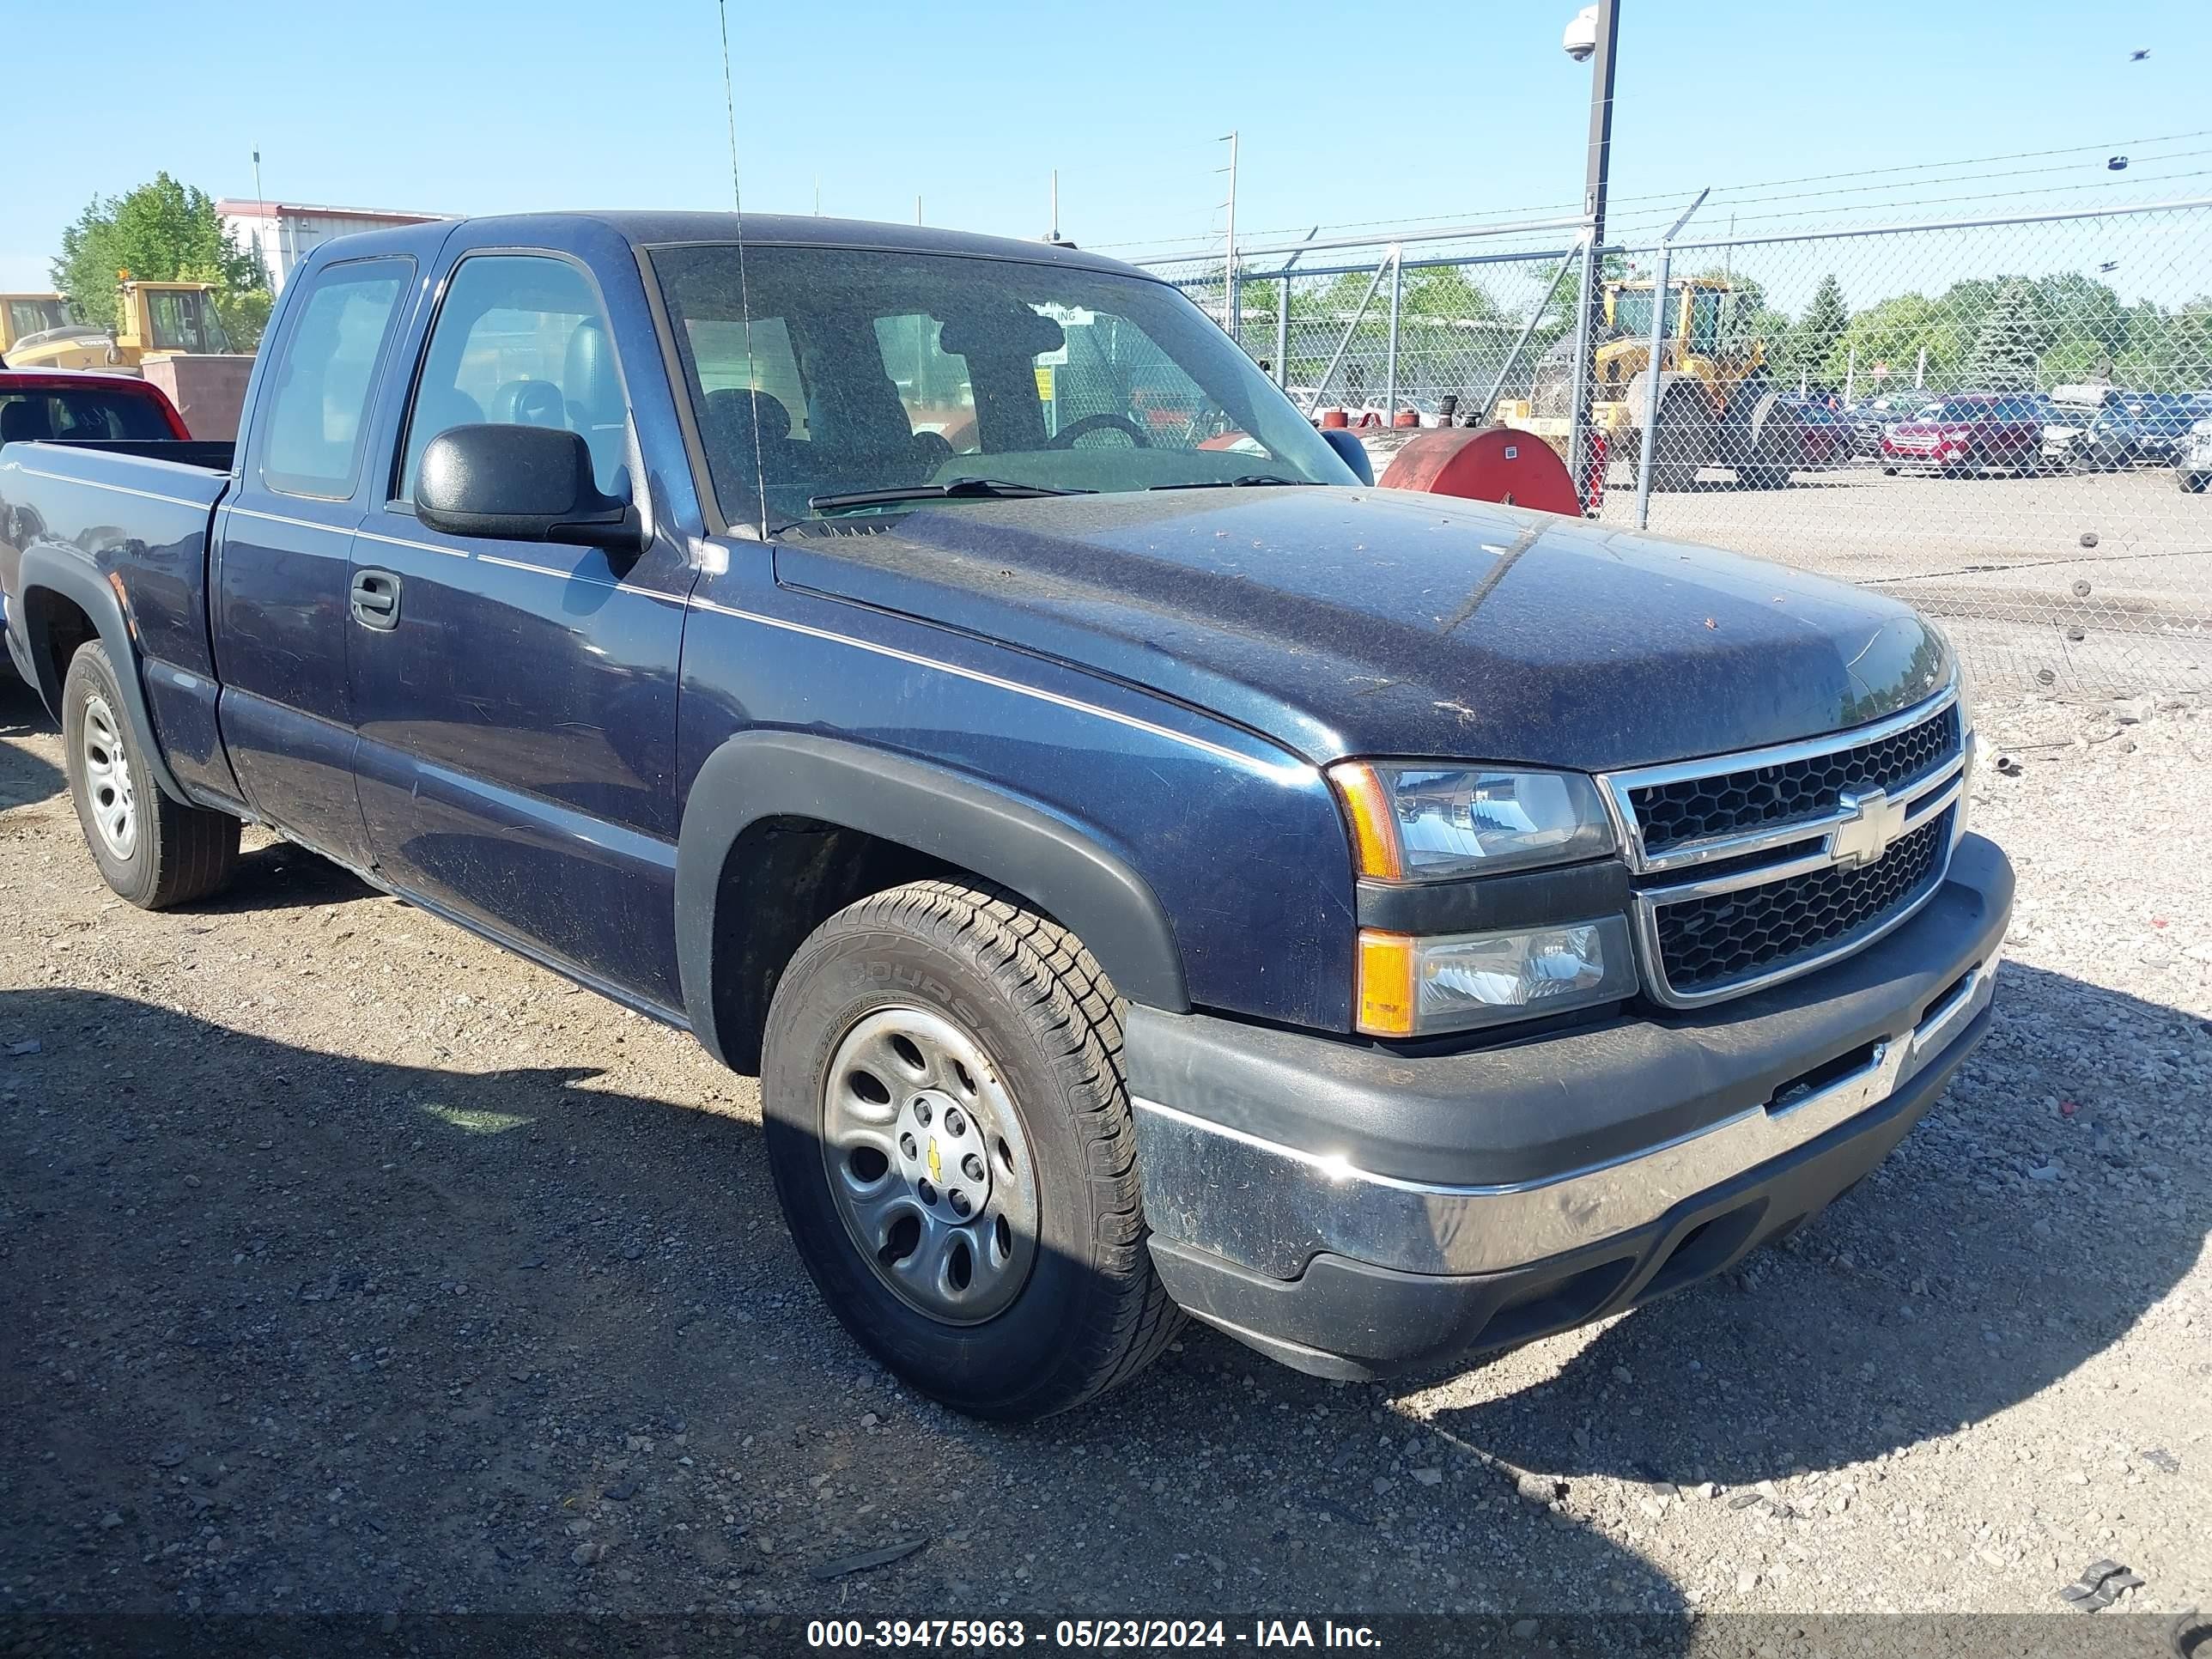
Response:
770,486,1952,772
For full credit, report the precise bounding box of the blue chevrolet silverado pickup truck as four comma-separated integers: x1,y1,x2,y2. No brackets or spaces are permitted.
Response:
0,212,2011,1419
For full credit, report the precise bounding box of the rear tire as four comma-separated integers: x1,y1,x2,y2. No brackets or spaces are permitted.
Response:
759,878,1182,1419
61,642,239,909
2180,471,2209,494
1642,383,1711,493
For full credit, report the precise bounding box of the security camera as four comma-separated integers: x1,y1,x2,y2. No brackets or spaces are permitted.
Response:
1563,4,1598,61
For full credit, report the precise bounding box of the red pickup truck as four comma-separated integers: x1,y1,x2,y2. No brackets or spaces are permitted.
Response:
0,370,191,444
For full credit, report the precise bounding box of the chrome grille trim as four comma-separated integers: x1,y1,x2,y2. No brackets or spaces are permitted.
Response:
1601,684,1961,876
1598,684,1967,1010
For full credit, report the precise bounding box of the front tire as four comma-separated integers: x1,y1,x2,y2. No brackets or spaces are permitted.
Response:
61,643,239,908
760,878,1182,1419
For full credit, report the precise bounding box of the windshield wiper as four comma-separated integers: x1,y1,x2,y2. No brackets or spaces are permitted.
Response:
808,477,1095,514
1147,475,1324,491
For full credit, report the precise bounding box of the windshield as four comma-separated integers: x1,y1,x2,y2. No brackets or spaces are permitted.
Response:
145,289,232,354
7,297,73,339
1919,400,1991,422
650,244,1356,529
1611,289,1658,339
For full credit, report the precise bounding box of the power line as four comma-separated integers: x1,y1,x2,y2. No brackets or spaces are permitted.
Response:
1107,128,2212,257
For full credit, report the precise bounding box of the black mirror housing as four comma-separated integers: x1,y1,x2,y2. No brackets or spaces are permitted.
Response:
1319,424,1374,485
414,423,645,553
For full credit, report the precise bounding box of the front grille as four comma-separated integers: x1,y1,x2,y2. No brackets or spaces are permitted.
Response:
1654,811,1949,995
1632,703,1960,855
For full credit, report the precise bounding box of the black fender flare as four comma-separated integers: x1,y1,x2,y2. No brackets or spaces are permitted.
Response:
675,730,1188,1066
17,544,190,803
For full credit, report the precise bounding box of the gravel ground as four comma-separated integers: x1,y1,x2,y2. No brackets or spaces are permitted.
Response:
1594,465,2212,698
2,676,2208,1626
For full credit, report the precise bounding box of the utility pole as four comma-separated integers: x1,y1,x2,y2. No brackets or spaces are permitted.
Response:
1050,169,1060,242
1566,0,1620,514
1220,131,1240,340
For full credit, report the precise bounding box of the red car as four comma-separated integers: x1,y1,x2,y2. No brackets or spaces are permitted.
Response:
1879,392,2044,477
0,369,191,446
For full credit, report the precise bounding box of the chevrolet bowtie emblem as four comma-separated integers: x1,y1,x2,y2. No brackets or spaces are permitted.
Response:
1831,787,1908,868
927,1140,942,1183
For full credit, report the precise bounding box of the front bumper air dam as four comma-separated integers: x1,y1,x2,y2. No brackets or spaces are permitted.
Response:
1129,834,2013,1379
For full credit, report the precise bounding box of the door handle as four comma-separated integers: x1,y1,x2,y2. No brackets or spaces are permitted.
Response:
350,568,401,631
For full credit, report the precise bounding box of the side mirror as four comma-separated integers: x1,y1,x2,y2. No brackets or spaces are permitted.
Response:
1319,424,1374,485
415,423,645,554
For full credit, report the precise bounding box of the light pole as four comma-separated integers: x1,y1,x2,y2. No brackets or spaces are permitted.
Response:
1563,1,1619,513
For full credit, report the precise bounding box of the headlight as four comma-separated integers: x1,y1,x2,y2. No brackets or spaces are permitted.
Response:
1357,916,1638,1036
1328,763,1615,882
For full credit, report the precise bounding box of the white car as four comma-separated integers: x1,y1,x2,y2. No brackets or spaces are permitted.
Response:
2177,416,2212,493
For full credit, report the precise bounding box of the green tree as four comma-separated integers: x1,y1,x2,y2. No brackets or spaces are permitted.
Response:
52,173,270,349
1783,274,1849,384
1965,277,2041,389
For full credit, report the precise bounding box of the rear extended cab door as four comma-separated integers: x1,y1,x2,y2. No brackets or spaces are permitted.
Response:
210,222,453,865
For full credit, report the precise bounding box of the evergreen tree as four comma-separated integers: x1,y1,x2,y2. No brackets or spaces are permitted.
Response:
1965,277,2041,390
1784,275,1849,384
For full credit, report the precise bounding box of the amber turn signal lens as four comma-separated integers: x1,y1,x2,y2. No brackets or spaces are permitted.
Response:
1356,929,1417,1036
1328,762,1403,881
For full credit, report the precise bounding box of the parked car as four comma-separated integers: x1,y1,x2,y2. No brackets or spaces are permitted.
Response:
0,371,192,682
1770,391,1856,470
1846,389,1936,458
0,210,2010,1418
2175,416,2212,492
0,368,191,443
1880,392,2045,476
2067,400,2209,472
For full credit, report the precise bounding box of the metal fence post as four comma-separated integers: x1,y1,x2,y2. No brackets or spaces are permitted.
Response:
1844,344,1857,405
1633,190,1708,531
1275,276,1291,386
1565,229,1600,510
1633,239,1672,531
1384,247,1402,419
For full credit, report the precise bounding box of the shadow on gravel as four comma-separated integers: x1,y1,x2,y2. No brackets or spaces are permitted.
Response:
0,675,62,807
15,960,2190,1619
1425,959,2208,1491
0,987,1687,1619
193,842,381,915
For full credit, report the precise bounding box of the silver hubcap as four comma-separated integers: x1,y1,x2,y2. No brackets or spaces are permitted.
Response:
821,1006,1039,1325
80,694,137,860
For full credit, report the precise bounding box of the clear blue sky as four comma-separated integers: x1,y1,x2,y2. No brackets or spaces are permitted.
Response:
5,0,2207,295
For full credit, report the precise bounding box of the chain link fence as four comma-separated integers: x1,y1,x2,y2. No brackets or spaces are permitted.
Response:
1139,197,2212,700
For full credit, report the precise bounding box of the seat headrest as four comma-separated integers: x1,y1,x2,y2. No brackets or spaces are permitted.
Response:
563,319,624,426
0,398,54,444
706,388,793,446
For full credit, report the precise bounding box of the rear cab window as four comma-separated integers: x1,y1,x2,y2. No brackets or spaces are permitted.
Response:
258,258,413,500
0,384,176,442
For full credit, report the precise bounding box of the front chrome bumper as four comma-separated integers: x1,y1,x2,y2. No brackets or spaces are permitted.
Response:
1133,951,1995,1282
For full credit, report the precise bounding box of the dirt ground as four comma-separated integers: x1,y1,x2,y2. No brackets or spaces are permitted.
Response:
2,676,2208,1627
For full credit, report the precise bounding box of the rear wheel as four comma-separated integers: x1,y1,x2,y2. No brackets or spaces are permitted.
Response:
2179,471,2209,494
760,878,1182,1419
61,643,239,908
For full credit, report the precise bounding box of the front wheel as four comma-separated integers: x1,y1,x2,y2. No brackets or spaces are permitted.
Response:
61,642,239,908
760,879,1182,1419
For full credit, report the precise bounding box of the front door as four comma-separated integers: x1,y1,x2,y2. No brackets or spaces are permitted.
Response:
347,249,692,1007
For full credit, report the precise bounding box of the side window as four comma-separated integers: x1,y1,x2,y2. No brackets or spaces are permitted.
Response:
399,254,629,501
258,259,409,500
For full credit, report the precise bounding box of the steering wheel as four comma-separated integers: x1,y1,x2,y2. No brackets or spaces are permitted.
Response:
1047,412,1151,449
